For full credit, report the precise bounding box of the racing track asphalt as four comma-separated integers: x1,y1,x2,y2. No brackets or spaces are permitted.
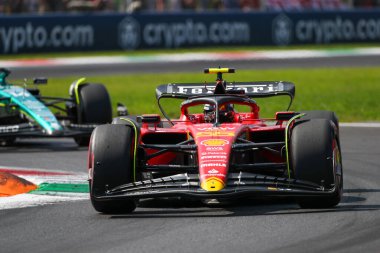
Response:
0,126,380,253
1,56,380,252
9,54,380,79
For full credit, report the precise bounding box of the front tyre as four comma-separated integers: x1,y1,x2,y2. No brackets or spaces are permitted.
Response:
290,119,343,208
89,124,136,214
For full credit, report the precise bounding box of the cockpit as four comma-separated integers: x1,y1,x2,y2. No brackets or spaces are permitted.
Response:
180,96,259,125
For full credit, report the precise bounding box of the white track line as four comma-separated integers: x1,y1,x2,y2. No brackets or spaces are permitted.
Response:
340,123,380,128
0,194,87,211
1,47,380,68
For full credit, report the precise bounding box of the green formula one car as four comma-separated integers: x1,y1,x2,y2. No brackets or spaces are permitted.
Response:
0,68,113,146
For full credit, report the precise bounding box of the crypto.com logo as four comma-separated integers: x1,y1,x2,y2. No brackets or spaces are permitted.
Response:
272,14,293,46
118,17,140,50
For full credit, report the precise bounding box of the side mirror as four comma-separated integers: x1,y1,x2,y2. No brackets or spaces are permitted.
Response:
117,102,129,116
141,114,161,124
276,111,300,121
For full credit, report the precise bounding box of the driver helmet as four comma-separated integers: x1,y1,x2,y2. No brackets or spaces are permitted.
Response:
203,104,216,123
219,104,234,123
203,104,234,123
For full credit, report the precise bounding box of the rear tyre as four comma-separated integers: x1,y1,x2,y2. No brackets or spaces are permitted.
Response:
89,124,136,214
74,84,112,146
290,119,343,208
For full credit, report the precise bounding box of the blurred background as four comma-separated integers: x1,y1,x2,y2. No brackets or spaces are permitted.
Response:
1,0,380,54
0,0,379,121
0,0,379,14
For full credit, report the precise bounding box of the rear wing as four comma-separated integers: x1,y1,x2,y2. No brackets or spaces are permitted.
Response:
155,81,295,100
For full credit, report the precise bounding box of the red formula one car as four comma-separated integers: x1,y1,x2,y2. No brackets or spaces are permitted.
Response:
88,68,343,214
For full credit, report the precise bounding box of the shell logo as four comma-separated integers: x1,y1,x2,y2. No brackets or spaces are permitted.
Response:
201,139,229,146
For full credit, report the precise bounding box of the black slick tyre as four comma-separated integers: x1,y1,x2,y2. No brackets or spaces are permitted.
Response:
89,124,136,214
74,84,112,146
299,110,339,136
290,119,343,208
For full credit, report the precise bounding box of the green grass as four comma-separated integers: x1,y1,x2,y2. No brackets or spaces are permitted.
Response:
1,43,379,60
11,66,380,122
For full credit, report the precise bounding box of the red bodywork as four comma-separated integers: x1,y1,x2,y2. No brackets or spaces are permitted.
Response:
88,70,340,204
139,108,287,192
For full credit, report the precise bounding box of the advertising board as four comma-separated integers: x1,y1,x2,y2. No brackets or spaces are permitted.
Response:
0,11,379,54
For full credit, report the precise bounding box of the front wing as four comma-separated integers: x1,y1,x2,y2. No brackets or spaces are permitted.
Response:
93,172,337,201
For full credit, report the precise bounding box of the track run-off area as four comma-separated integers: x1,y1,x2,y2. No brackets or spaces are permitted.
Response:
1,125,380,253
0,124,378,210
1,52,380,253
